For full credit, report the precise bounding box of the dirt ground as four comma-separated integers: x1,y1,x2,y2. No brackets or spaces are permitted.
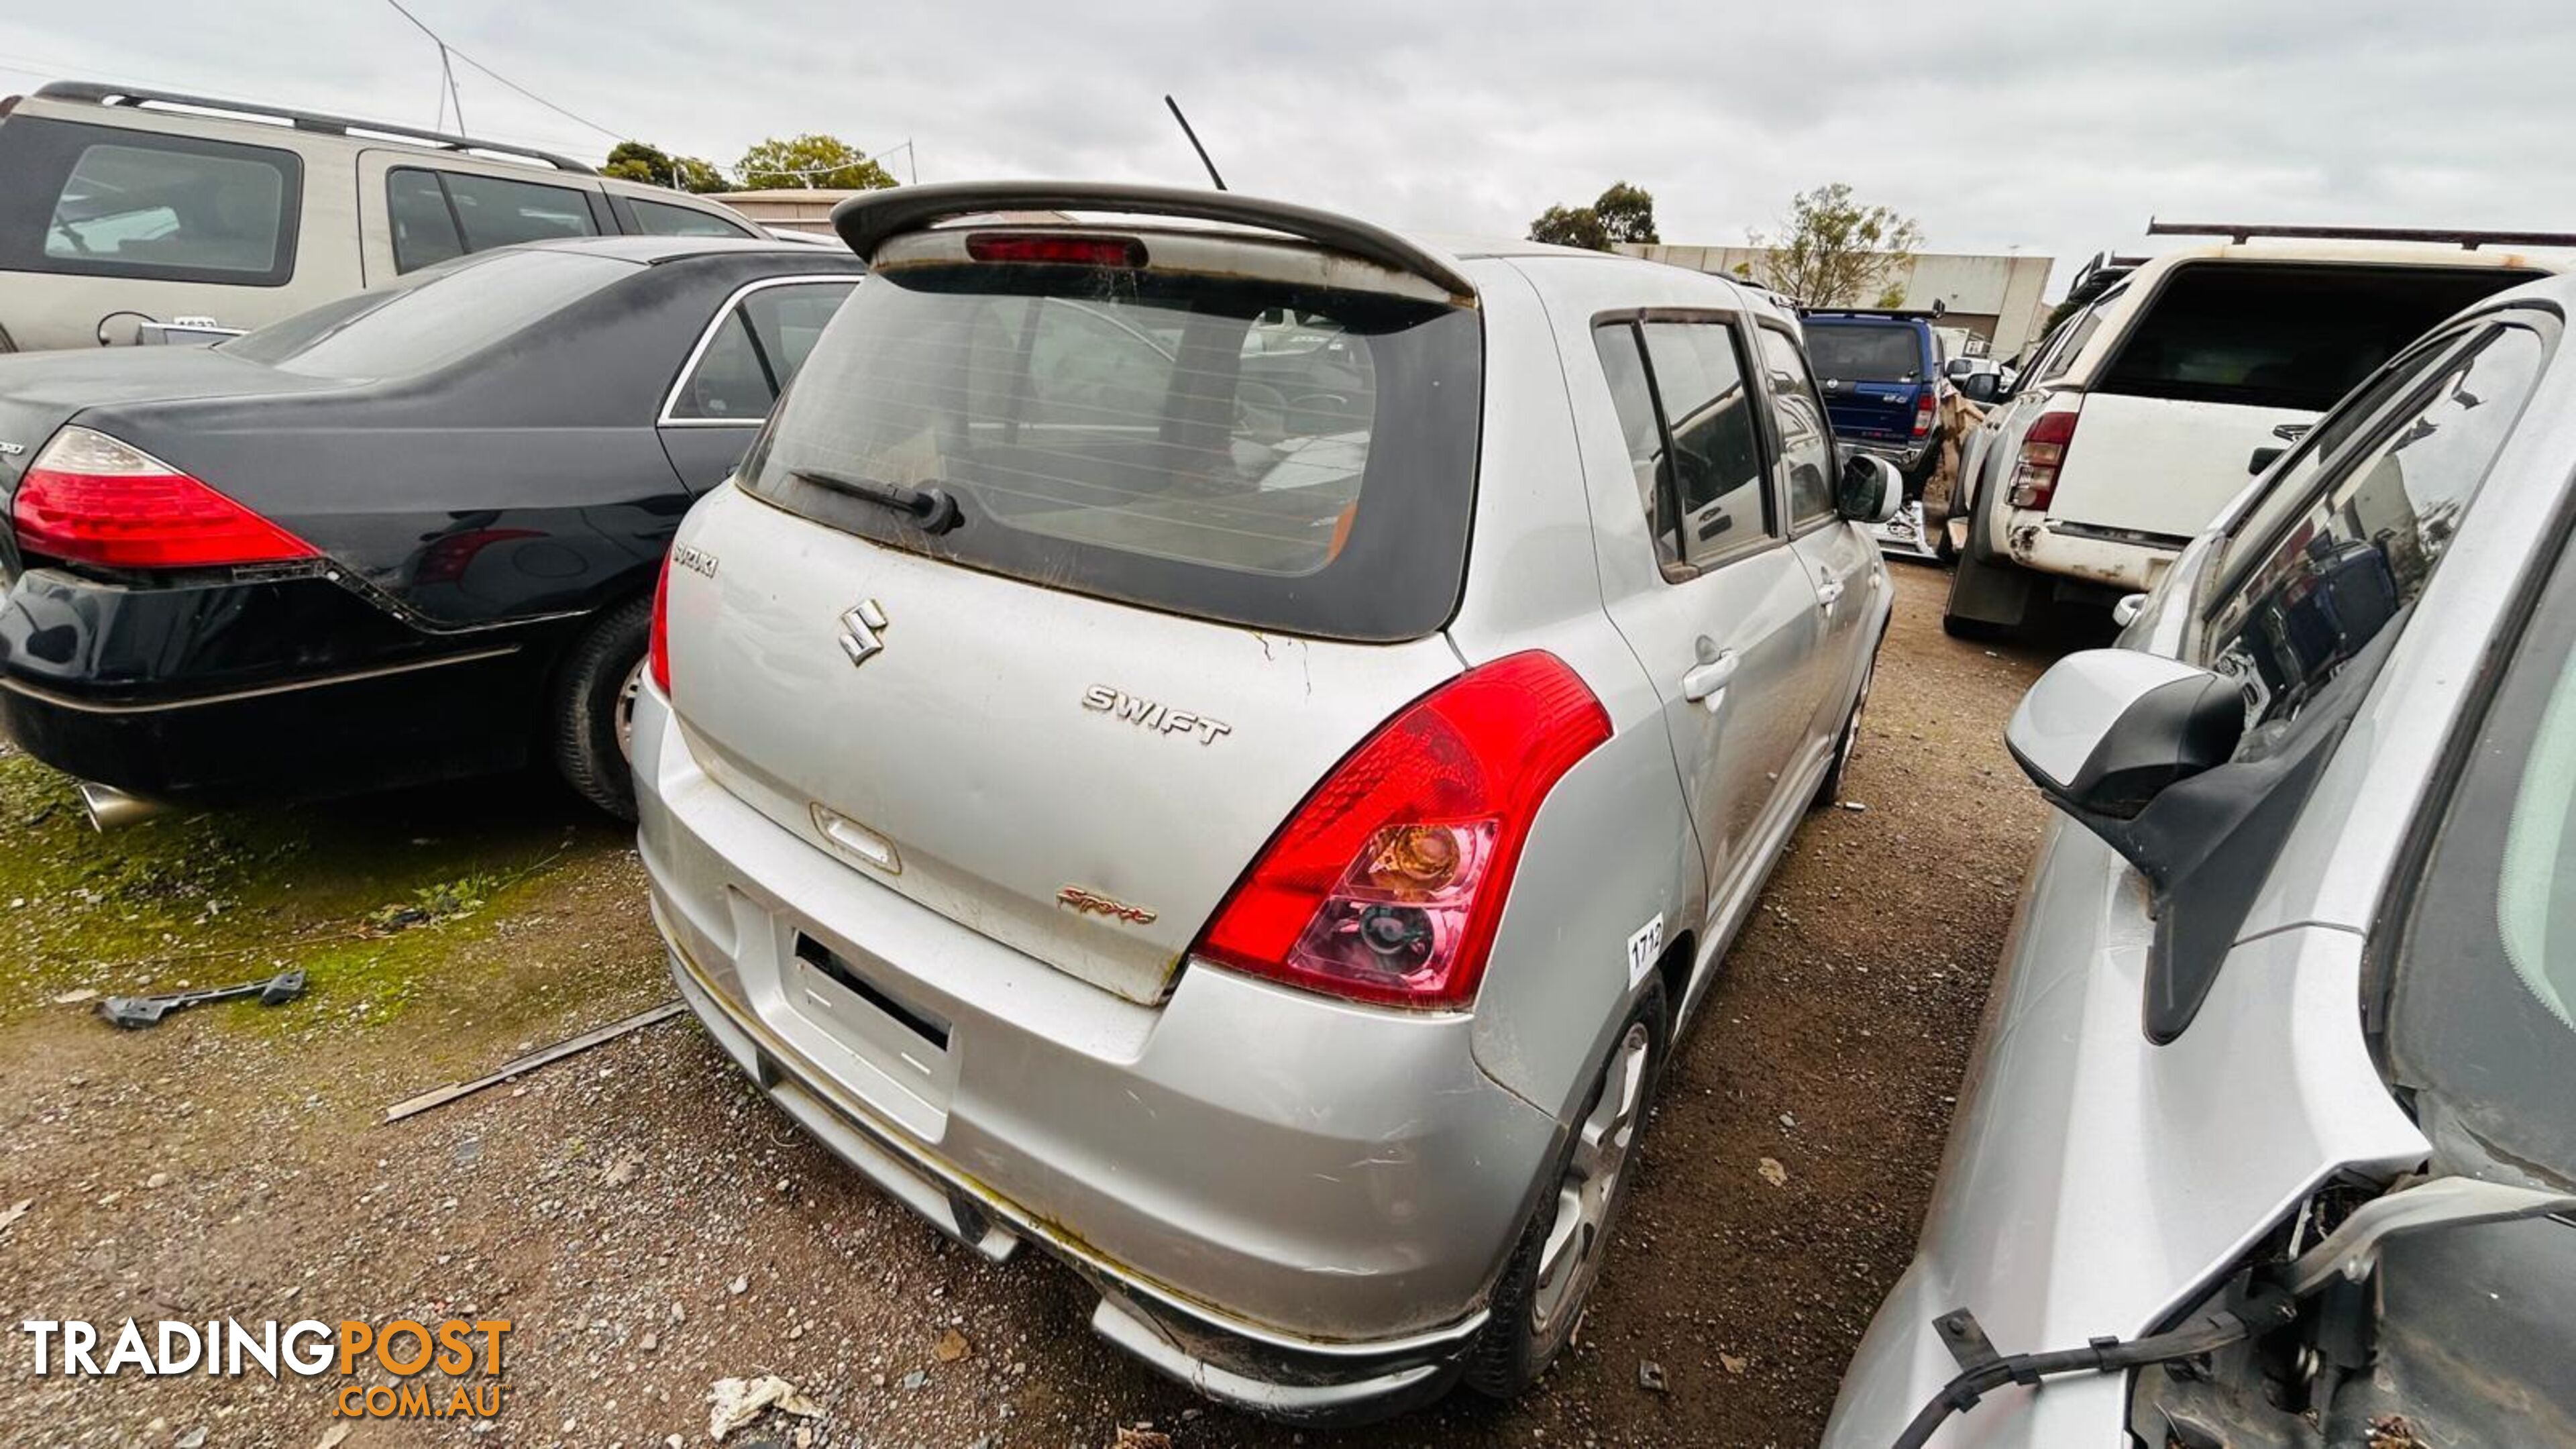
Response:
0,566,2090,1449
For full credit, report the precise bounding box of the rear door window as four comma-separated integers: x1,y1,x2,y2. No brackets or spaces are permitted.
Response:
2204,322,2548,724
629,197,755,238
385,167,600,272
1594,318,1773,573
1753,328,1840,529
668,280,858,422
2098,262,2538,411
737,256,1481,642
0,117,300,285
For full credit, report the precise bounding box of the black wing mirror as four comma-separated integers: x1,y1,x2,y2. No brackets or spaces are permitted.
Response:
1837,452,1904,525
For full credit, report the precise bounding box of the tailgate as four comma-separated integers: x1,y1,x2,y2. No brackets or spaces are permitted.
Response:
1822,384,1919,445
663,484,1460,1004
2044,393,2315,539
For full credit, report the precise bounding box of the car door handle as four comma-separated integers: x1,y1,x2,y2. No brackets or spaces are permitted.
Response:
1681,650,1739,705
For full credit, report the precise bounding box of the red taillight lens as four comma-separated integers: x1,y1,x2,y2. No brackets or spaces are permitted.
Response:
648,552,673,696
1911,388,1937,438
1191,651,1611,1010
2006,407,2082,511
11,426,316,570
964,232,1147,268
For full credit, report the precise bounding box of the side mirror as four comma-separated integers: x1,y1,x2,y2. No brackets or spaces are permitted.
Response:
1960,372,2000,404
2006,650,2244,821
1837,452,1904,525
2248,443,2286,476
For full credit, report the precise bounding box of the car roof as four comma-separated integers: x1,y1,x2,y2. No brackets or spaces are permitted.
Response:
513,235,860,267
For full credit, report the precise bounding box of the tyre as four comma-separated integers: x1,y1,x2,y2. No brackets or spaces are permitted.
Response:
1813,637,1880,808
549,594,653,822
1466,979,1670,1399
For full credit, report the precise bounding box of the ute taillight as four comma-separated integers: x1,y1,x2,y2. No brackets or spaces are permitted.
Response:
648,552,674,696
2006,407,2082,511
11,426,316,570
964,233,1147,268
1911,388,1937,439
1191,652,1611,1010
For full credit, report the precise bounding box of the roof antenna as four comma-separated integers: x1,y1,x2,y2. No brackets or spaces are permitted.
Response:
1164,95,1226,191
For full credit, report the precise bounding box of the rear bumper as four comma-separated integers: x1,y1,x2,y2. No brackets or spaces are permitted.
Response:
1997,510,2181,594
633,686,1559,1421
0,566,554,800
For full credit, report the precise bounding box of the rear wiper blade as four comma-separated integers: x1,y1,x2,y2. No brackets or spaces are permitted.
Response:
792,469,964,535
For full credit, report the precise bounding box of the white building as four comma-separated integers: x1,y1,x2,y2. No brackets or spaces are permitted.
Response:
1619,244,2059,360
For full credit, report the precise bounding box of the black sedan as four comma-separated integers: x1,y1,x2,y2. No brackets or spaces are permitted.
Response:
0,236,861,822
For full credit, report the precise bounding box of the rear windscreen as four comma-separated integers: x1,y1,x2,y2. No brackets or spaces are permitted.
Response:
735,260,1483,641
1805,323,1923,382
2096,262,2540,411
222,248,633,378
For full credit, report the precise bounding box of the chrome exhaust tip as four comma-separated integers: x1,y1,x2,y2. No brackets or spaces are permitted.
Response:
78,782,170,832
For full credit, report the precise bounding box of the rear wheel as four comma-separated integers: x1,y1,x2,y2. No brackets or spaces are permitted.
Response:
550,596,652,822
1467,980,1668,1399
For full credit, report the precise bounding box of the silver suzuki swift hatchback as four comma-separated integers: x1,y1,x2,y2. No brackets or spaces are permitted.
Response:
633,181,1900,1421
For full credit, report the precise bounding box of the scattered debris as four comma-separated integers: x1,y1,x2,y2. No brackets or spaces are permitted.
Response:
2368,1415,2429,1449
1839,800,1868,813
898,1371,926,1391
52,987,99,1006
728,1275,748,1297
1720,1352,1749,1375
146,1173,170,1190
1114,1429,1172,1449
601,1152,642,1189
705,1375,821,1442
316,1424,353,1449
1758,1157,1789,1187
98,969,306,1029
174,1429,209,1449
1638,1359,1668,1393
0,1199,28,1236
379,1002,684,1122
932,1328,970,1362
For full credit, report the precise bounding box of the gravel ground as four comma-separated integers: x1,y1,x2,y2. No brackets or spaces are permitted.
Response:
0,566,2088,1448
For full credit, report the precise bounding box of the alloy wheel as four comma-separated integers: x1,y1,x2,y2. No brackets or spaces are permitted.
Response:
1529,1020,1654,1335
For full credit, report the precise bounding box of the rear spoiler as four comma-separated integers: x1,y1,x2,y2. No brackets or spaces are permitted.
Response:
830,181,1477,303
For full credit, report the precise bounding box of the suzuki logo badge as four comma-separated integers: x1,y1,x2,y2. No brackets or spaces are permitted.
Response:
838,599,888,667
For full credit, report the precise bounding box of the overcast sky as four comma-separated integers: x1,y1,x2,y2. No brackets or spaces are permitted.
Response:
7,1,2571,298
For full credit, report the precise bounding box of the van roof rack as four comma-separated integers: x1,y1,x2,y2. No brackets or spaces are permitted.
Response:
33,80,596,175
2146,218,2576,251
830,180,1477,302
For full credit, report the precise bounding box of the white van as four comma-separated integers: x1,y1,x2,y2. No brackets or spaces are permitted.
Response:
1943,227,2563,636
0,81,761,352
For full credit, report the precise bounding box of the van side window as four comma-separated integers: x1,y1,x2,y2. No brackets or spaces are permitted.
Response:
386,168,600,273
631,197,755,239
0,118,301,286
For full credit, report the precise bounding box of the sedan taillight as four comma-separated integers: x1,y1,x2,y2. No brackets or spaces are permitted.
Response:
12,425,315,570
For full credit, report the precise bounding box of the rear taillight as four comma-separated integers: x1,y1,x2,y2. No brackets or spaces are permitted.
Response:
1191,652,1611,1010
965,233,1147,268
2006,407,2082,511
11,426,315,570
648,552,673,696
1911,388,1937,439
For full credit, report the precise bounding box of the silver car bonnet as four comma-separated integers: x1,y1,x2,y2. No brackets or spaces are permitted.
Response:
658,484,1460,1004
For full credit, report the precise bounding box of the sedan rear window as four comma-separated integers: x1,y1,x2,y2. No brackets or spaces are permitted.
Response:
2096,262,2539,412
735,259,1483,641
223,248,633,378
1805,323,1923,382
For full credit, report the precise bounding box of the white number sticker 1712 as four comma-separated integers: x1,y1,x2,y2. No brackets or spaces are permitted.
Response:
1625,913,1666,987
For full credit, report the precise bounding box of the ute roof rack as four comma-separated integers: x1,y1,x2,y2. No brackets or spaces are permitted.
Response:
2147,218,2576,251
830,180,1478,302
1801,303,1951,321
32,80,596,174
2061,250,2147,309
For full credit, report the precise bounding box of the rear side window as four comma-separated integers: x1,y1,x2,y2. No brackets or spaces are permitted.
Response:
2206,323,2546,724
386,168,600,272
2098,262,2538,412
737,259,1482,642
1805,323,1923,382
0,117,300,286
668,280,859,422
630,197,754,238
1754,328,1840,528
1593,318,1772,573
223,248,633,378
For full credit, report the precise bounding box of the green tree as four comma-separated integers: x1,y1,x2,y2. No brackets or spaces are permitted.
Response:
735,133,896,191
1527,181,1659,252
601,140,674,188
672,155,730,195
1741,182,1925,307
